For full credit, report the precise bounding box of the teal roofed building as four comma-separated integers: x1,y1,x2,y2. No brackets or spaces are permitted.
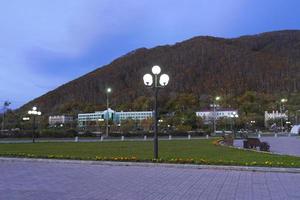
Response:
78,108,153,127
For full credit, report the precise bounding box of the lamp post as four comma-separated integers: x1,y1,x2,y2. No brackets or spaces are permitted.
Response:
250,120,256,132
230,113,239,132
22,117,30,132
212,96,221,134
286,121,291,132
28,106,41,143
98,118,104,136
280,98,287,133
106,88,111,137
143,65,169,159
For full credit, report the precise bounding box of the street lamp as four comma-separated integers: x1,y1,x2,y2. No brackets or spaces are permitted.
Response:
280,98,288,133
230,113,239,135
106,88,111,137
143,65,169,159
22,117,30,121
28,106,41,143
250,120,256,132
22,117,30,132
97,118,105,136
212,96,221,134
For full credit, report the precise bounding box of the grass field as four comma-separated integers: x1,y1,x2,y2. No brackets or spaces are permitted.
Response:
0,139,300,167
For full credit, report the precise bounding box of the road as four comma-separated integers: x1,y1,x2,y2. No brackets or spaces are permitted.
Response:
0,159,300,200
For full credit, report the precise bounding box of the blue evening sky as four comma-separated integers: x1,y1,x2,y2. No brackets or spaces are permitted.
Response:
0,0,300,109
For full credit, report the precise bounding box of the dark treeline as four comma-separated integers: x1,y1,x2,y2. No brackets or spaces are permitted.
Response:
3,91,300,134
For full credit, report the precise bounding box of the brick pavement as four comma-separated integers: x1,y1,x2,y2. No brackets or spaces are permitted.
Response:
0,160,300,200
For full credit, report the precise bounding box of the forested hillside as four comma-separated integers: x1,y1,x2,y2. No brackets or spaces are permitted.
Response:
18,30,300,116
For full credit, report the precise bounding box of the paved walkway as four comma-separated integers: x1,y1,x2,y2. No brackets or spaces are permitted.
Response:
1,160,300,200
234,136,300,157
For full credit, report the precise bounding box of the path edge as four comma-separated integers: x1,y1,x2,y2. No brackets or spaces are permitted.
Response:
1,157,300,173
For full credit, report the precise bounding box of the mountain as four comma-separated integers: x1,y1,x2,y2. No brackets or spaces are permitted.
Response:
19,30,300,116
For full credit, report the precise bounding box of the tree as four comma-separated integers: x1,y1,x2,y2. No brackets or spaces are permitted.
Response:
140,118,153,131
132,96,151,111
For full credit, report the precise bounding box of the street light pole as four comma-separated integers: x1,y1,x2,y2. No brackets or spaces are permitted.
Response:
106,88,111,137
280,98,287,133
213,100,216,134
143,65,169,160
231,113,239,134
32,115,36,143
213,96,220,134
154,85,158,159
22,117,30,132
28,106,41,143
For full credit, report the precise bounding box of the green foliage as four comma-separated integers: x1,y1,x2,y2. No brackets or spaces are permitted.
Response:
120,119,136,133
39,129,76,138
166,93,198,112
237,91,274,115
132,96,151,110
59,102,105,116
176,124,192,132
7,91,300,131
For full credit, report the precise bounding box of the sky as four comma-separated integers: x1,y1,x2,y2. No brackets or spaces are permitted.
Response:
1,0,300,109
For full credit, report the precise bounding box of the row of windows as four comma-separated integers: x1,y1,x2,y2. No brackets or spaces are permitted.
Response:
79,114,103,117
118,113,152,115
119,114,151,117
197,112,237,116
79,113,152,118
119,116,151,119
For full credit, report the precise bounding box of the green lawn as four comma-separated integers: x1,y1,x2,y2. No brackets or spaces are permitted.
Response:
0,139,300,167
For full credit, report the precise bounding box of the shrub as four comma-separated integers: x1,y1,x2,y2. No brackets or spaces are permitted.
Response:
259,142,270,152
39,129,74,138
66,129,78,137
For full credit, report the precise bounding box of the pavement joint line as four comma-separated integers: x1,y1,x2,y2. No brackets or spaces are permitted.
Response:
0,157,300,173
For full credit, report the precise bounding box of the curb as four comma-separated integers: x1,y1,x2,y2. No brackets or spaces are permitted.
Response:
0,157,300,173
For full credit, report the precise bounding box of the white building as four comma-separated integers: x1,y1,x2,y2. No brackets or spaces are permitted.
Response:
49,115,73,126
196,109,238,122
78,108,153,127
264,110,288,127
118,111,153,121
77,111,105,123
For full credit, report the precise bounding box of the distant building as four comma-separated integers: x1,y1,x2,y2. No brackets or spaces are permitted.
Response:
49,115,73,126
78,108,153,127
264,111,288,127
117,111,153,121
196,109,238,123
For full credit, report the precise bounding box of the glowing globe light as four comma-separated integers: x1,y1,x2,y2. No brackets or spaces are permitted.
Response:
159,74,169,86
151,65,161,75
143,74,153,86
